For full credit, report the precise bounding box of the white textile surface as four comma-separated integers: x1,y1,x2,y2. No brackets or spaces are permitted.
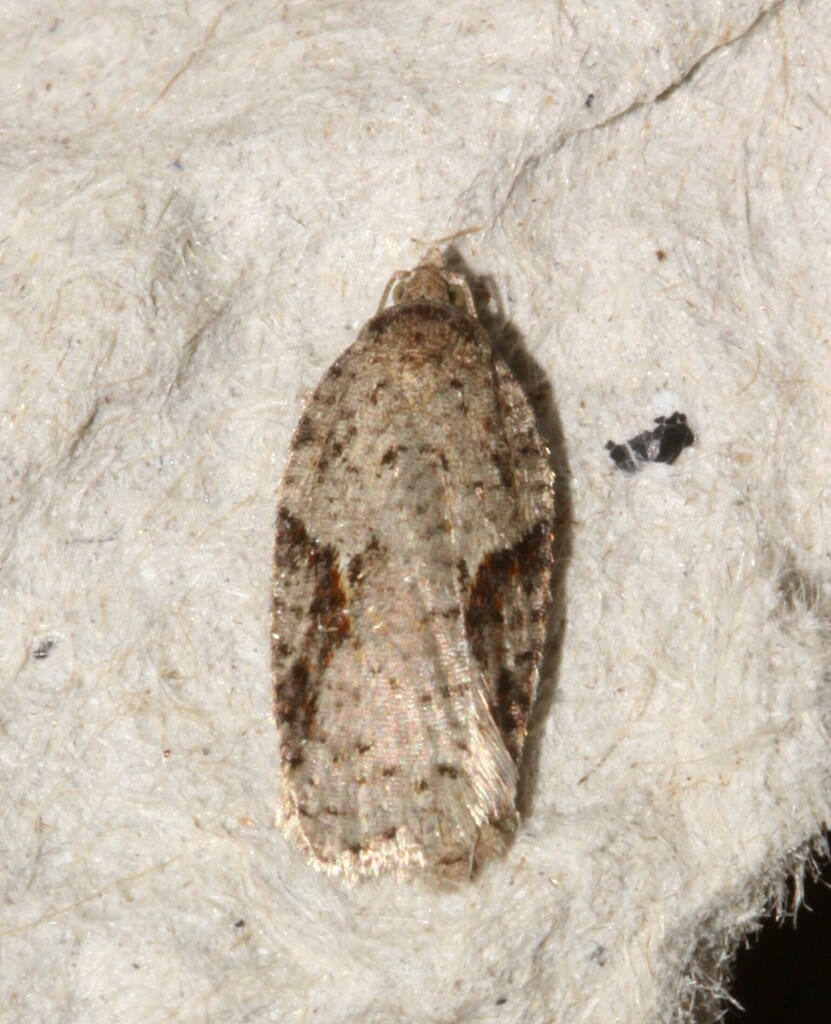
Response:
2,2,829,1022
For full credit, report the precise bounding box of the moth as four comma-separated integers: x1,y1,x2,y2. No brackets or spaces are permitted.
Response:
272,252,554,880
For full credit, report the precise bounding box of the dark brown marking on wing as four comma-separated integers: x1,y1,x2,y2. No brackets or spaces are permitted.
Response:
346,533,383,587
273,507,351,752
292,413,316,447
464,520,552,762
490,446,515,489
275,658,315,763
492,667,532,762
369,379,388,404
380,445,399,467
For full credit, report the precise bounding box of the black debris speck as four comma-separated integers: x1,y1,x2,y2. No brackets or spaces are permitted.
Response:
606,412,694,473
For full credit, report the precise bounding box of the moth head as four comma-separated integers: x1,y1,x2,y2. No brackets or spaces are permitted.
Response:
387,253,476,317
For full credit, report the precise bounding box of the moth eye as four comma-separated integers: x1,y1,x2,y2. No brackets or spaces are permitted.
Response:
392,280,406,304
447,283,468,310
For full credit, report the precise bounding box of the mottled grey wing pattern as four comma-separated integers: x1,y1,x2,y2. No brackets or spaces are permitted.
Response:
272,261,554,880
